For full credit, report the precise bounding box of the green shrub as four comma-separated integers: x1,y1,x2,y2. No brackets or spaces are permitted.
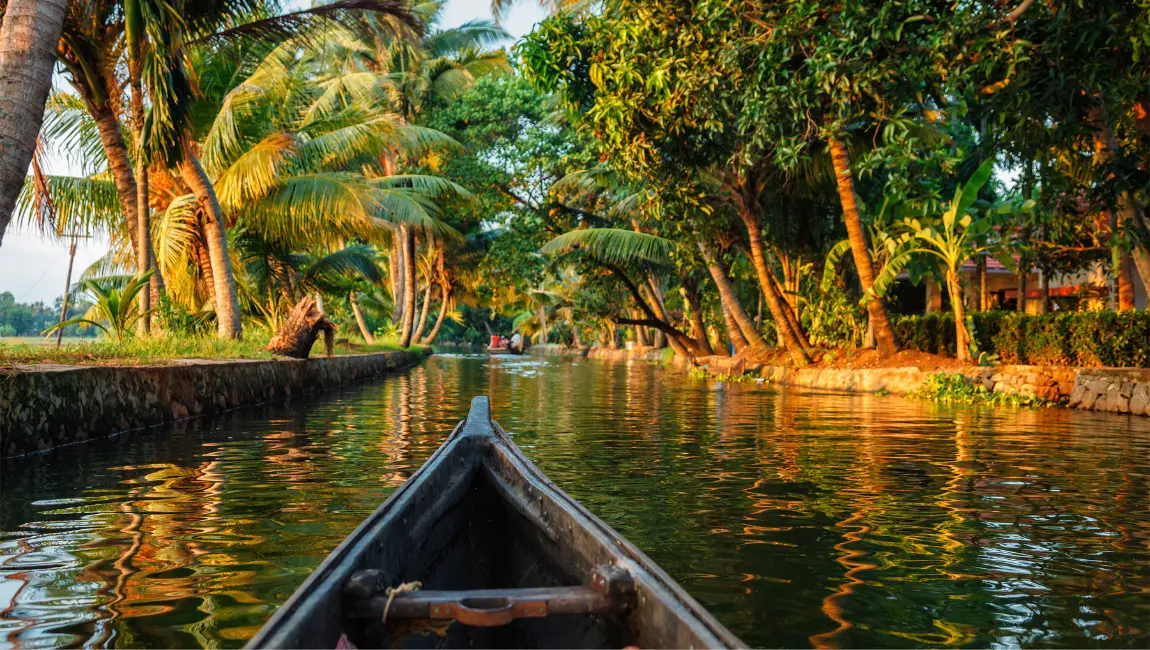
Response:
894,310,1150,367
912,372,1055,407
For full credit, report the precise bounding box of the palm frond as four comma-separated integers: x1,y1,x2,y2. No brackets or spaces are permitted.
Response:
540,228,674,267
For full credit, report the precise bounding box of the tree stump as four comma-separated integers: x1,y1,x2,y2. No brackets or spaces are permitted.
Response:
266,296,336,359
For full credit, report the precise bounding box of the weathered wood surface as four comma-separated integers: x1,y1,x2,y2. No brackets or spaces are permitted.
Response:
266,296,335,359
248,396,744,649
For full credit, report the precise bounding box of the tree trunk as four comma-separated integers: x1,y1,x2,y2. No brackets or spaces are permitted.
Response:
975,255,987,312
698,241,773,355
682,284,715,356
634,311,651,346
193,231,216,306
398,225,416,347
571,325,584,349
1118,256,1135,311
640,282,690,358
947,269,970,361
720,304,745,356
0,0,67,248
132,81,151,334
1038,269,1050,314
768,269,806,351
420,286,450,345
646,276,668,349
537,305,548,344
267,296,334,359
1017,260,1028,313
1090,103,1150,300
350,291,375,344
734,204,811,364
826,136,899,357
178,149,242,339
413,282,433,343
90,103,140,254
390,237,404,323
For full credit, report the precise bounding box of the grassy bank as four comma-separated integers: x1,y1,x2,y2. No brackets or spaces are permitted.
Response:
0,334,418,367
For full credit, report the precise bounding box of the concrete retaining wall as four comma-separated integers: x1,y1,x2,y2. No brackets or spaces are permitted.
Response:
0,350,426,458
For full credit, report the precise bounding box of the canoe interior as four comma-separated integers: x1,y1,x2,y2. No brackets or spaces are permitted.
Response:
345,464,628,649
248,397,741,649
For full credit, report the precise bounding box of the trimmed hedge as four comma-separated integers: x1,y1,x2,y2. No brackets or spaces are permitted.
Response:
893,311,1150,368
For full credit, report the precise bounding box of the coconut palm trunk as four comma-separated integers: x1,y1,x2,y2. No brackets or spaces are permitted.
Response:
350,291,375,344
732,202,810,363
697,241,770,353
682,284,714,356
537,305,549,344
1090,104,1150,294
88,103,141,254
178,149,242,339
420,285,450,346
0,0,68,248
827,136,899,357
131,80,153,333
390,238,404,323
398,225,417,347
719,305,744,355
633,311,651,346
413,283,433,343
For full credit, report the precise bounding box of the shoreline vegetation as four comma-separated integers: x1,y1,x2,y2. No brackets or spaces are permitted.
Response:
0,1,1146,416
0,334,419,368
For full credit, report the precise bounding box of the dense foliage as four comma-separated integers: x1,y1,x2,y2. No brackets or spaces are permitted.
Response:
5,1,1148,369
895,311,1150,368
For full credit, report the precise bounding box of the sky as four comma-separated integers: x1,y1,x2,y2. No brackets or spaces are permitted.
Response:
0,0,546,305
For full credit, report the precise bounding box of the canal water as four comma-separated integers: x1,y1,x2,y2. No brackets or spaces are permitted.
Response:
1,353,1147,648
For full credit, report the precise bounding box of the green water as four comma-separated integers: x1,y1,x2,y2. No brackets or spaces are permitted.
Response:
1,353,1147,648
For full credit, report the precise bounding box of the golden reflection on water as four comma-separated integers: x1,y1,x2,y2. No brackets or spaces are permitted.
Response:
1,353,1148,648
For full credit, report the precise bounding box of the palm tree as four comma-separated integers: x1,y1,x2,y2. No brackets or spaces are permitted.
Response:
826,137,900,357
0,0,68,250
331,1,509,345
37,0,419,339
186,22,467,345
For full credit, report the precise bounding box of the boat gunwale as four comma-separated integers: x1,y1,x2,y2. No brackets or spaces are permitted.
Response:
247,396,744,649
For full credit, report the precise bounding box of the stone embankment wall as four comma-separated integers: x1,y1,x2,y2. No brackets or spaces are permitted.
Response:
1,350,426,458
762,363,1148,416
1066,369,1150,415
529,344,1148,417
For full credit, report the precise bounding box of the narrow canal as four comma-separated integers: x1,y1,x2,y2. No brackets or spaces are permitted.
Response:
2,353,1147,648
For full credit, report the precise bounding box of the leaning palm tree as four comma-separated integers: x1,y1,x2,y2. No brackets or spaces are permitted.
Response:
0,0,68,250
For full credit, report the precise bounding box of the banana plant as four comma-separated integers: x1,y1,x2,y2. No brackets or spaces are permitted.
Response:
899,158,1027,361
42,271,156,345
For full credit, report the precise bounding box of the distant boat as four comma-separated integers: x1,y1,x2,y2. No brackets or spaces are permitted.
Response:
248,397,743,649
485,344,523,355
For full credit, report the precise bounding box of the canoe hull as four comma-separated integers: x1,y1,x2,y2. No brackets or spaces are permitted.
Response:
248,397,742,649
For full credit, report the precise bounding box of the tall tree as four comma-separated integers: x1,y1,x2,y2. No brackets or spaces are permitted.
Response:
0,0,68,248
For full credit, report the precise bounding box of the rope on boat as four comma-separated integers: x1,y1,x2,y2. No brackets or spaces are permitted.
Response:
380,580,453,645
381,581,422,624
